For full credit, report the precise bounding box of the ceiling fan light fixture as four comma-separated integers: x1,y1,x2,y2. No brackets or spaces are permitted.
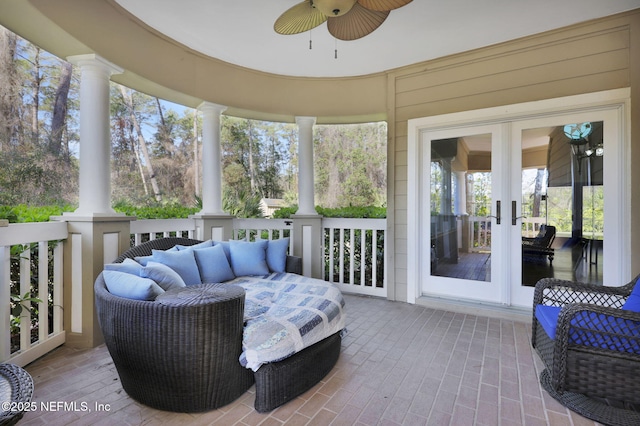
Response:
312,0,358,17
275,0,413,41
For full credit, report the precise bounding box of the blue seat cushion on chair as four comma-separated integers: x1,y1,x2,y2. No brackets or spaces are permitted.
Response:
536,304,640,353
535,305,562,339
622,276,640,312
569,311,640,353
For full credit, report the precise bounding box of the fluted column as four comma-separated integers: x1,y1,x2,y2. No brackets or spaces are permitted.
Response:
295,116,317,215
68,54,123,215
198,102,227,215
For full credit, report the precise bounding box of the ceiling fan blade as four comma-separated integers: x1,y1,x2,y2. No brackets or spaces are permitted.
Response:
274,1,328,35
357,0,413,12
327,2,389,41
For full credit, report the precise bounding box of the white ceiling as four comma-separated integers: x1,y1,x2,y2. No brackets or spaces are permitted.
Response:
115,0,640,78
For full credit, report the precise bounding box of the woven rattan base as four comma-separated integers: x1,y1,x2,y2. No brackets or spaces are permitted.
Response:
253,331,341,412
540,369,640,426
0,364,34,426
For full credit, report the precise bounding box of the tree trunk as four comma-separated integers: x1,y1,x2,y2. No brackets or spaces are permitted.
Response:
248,120,255,193
119,86,162,201
193,109,199,197
532,168,545,218
0,27,19,151
49,61,73,157
31,48,41,144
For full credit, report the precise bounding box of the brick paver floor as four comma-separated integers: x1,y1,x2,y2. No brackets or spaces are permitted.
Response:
20,294,600,425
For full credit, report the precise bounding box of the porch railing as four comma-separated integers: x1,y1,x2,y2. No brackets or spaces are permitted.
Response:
1,216,386,365
130,218,195,245
467,216,552,252
322,218,386,297
232,218,293,251
0,222,67,365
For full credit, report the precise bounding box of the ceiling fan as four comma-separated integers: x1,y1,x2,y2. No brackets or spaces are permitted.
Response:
274,0,413,41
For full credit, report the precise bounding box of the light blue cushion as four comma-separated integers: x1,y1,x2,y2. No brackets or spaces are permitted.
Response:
193,245,236,283
104,258,143,275
229,240,269,276
134,255,154,266
103,270,164,301
212,241,231,262
260,238,289,273
622,277,640,312
140,261,187,291
151,249,202,285
176,240,213,251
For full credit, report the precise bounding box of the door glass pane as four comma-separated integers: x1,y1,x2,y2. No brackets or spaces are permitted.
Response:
521,123,604,286
430,135,491,282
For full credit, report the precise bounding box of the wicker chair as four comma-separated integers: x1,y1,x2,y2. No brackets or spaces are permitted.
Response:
95,238,255,412
522,225,556,265
531,276,640,425
0,364,34,426
96,237,310,412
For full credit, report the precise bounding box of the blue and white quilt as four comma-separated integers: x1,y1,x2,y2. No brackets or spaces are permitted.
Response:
227,273,346,372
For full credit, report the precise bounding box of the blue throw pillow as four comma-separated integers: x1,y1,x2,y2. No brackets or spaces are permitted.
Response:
259,238,290,273
104,258,143,275
622,277,640,312
134,255,154,266
176,240,213,251
193,245,236,283
212,241,232,262
140,261,187,291
229,240,269,276
103,270,164,300
151,249,202,285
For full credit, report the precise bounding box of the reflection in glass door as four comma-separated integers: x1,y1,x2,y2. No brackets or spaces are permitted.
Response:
430,134,494,283
410,89,628,308
519,123,604,287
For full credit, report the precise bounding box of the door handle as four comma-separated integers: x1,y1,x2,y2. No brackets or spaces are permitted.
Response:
487,200,501,224
512,201,526,225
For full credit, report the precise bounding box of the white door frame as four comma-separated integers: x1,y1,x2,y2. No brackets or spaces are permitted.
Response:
407,88,631,306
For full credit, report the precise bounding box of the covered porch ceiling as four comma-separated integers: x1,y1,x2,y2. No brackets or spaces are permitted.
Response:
0,0,638,123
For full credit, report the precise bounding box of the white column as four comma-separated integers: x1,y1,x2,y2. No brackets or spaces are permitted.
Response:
68,54,123,215
198,102,227,215
454,171,467,215
295,116,317,215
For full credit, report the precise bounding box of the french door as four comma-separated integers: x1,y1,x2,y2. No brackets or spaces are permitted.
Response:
407,90,629,308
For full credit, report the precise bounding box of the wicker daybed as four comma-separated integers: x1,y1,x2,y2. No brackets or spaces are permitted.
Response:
95,237,343,413
531,275,640,426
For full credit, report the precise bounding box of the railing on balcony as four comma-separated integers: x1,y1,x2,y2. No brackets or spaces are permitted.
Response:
1,216,386,365
0,222,67,365
232,218,293,250
322,218,386,297
129,217,387,296
130,218,195,245
467,216,551,252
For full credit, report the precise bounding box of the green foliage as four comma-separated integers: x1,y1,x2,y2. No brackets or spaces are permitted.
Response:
0,204,75,223
11,291,43,317
222,188,263,218
112,200,199,219
314,123,387,208
273,205,386,219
